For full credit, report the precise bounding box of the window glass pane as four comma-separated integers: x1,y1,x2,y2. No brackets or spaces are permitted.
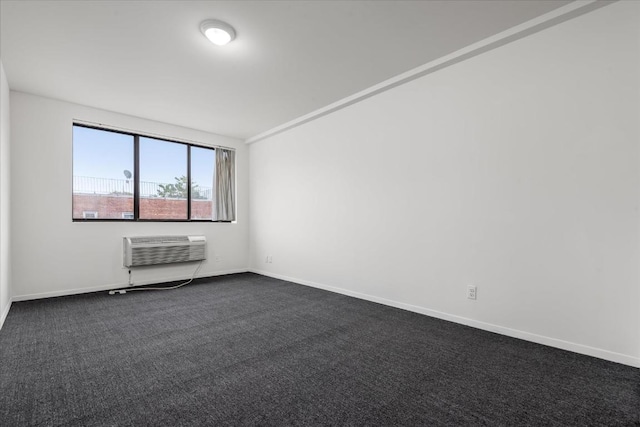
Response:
73,126,134,220
190,146,215,220
139,137,187,220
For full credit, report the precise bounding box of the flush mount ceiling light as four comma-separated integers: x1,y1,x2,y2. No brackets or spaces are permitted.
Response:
200,19,236,46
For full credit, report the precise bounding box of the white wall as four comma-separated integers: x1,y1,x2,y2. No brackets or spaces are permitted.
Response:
0,61,11,327
10,92,249,300
249,1,640,367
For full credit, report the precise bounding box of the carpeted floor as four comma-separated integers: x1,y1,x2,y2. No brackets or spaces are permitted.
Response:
0,272,638,426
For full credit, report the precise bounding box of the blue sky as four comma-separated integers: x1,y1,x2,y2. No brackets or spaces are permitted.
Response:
73,126,215,188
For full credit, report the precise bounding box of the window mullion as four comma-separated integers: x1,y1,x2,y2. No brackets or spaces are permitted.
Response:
134,135,140,220
187,145,192,220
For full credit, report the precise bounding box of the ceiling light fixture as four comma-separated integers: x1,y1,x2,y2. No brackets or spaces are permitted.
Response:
200,19,236,46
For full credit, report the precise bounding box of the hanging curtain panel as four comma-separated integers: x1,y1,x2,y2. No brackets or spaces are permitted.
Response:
214,148,236,221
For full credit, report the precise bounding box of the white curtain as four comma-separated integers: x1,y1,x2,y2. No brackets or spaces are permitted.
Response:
214,148,236,221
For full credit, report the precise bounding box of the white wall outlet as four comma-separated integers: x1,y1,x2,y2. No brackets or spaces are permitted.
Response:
467,285,477,300
265,255,273,263
214,256,222,263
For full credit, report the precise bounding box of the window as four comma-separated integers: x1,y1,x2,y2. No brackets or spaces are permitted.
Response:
139,137,188,220
190,146,215,220
73,126,134,220
72,124,234,222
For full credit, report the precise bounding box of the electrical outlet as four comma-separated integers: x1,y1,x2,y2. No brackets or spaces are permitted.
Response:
267,256,273,263
214,256,222,263
467,285,477,300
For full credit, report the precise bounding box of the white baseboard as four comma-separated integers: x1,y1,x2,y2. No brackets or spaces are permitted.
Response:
0,297,12,330
250,268,640,369
11,268,248,302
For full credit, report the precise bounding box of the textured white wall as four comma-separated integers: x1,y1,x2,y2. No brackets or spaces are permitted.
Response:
0,61,11,327
249,2,640,366
10,92,249,299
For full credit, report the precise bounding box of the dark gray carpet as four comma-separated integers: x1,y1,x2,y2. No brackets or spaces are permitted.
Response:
0,272,638,426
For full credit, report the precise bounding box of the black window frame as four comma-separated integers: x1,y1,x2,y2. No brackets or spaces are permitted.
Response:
72,123,227,222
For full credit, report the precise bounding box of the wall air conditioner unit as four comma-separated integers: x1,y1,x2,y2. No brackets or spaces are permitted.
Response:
123,235,206,267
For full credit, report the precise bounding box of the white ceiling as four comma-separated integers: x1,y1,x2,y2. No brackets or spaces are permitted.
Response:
0,0,573,140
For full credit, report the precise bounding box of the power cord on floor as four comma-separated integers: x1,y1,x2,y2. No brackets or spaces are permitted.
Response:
108,260,204,295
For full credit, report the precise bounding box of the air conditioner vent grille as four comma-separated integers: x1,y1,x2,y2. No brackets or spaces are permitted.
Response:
123,235,206,267
129,235,190,245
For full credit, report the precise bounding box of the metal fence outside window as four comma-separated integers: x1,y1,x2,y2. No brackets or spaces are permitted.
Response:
72,176,213,200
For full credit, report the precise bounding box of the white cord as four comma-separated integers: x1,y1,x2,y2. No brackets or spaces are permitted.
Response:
108,261,204,295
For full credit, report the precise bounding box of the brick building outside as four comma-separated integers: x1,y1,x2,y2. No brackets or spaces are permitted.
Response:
73,176,213,220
